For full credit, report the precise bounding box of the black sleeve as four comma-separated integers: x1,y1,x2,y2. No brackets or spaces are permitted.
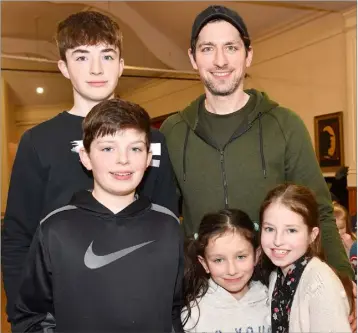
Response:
172,229,184,332
12,226,56,333
1,130,47,321
152,134,180,217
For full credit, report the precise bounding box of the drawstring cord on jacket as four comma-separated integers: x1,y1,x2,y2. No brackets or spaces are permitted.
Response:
183,125,190,181
182,114,267,181
258,112,267,179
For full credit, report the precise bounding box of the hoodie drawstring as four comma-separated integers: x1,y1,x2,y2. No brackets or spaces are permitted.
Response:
182,113,267,181
183,125,190,181
258,112,267,179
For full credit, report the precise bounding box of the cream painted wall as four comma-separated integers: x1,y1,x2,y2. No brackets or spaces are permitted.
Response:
343,8,357,187
245,10,356,177
121,78,204,118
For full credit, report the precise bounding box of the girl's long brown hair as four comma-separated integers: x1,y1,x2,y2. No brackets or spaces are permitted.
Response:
259,183,354,314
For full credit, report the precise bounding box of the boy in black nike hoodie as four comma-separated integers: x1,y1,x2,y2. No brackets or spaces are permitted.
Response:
12,99,184,333
2,11,179,326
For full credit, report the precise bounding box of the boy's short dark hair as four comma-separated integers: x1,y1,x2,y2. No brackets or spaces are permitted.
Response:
83,99,151,152
56,11,123,61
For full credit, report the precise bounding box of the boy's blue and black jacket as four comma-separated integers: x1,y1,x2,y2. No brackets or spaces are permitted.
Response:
12,190,184,333
2,111,179,323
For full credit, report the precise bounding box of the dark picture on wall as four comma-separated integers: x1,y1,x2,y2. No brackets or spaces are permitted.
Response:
314,112,344,173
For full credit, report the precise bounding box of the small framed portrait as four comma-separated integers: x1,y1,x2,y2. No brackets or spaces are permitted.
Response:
314,112,344,173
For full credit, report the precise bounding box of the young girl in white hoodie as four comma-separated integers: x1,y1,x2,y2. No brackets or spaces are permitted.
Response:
259,184,353,333
181,209,271,333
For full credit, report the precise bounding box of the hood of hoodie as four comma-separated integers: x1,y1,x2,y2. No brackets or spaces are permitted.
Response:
206,279,269,309
183,279,270,332
177,89,279,182
69,190,151,218
179,89,279,131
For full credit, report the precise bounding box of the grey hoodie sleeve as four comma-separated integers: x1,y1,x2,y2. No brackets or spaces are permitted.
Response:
283,111,353,278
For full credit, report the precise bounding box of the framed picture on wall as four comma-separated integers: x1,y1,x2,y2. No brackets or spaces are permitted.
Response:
314,111,344,173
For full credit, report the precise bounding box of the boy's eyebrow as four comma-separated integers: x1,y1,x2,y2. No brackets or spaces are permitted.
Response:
71,49,89,55
70,48,118,56
96,140,146,144
101,48,117,53
130,140,146,145
96,140,116,144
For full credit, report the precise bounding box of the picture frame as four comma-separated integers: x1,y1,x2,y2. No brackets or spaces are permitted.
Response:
314,111,344,173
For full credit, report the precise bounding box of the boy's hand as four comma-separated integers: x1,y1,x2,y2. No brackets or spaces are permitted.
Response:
349,282,357,333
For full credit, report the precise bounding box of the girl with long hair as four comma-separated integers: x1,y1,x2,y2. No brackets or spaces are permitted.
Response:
260,183,353,333
182,209,270,332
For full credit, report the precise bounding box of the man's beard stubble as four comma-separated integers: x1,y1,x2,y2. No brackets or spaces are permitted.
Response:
203,74,243,97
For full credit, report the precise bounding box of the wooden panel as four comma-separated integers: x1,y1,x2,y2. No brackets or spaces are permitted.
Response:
348,186,357,216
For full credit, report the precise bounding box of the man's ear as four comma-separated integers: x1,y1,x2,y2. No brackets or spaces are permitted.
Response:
79,148,92,171
58,59,70,80
198,255,210,274
245,46,253,68
188,48,198,71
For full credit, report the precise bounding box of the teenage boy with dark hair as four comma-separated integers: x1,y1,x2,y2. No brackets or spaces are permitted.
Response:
12,99,184,333
2,11,179,324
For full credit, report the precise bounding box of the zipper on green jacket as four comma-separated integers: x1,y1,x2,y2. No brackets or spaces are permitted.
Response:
192,115,258,210
218,120,255,208
219,150,229,208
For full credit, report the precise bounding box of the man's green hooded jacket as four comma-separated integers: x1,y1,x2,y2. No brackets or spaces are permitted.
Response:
160,89,353,278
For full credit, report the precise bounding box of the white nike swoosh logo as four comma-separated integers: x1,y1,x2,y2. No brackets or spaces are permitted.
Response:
84,240,155,269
